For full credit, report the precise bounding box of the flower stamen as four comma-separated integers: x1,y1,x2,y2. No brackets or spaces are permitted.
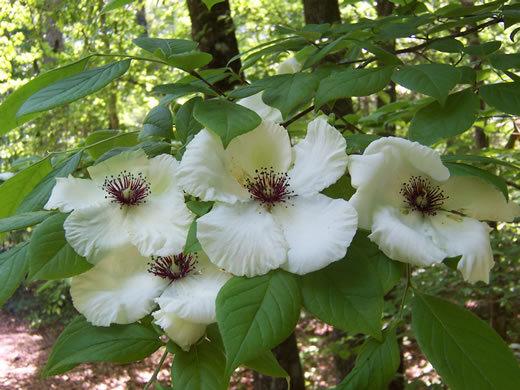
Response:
245,167,294,208
148,253,198,282
103,171,150,208
400,176,448,216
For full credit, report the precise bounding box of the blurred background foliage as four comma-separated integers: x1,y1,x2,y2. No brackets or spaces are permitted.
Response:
1,0,519,388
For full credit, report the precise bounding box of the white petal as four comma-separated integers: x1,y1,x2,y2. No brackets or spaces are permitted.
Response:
197,202,288,276
369,207,446,267
144,154,181,194
0,172,14,181
237,93,283,122
428,213,494,283
226,120,293,182
87,149,150,186
441,176,520,222
156,269,230,324
64,204,131,264
44,176,105,212
288,118,348,196
272,194,358,275
276,57,301,75
177,130,249,203
153,310,206,351
70,246,168,326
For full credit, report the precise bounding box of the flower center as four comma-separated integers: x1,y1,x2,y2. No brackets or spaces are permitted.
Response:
148,253,198,282
400,176,448,216
102,171,150,208
245,167,294,208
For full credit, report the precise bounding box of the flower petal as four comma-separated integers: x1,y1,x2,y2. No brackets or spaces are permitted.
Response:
428,212,494,283
288,118,348,195
70,246,168,326
64,204,130,264
44,175,106,212
369,206,446,267
87,149,150,186
277,57,301,75
197,202,288,276
272,194,358,275
156,267,230,324
226,120,293,182
441,176,520,222
177,130,249,203
153,310,206,351
237,93,283,122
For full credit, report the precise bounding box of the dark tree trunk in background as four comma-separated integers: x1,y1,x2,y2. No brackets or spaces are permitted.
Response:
186,0,241,90
303,0,341,24
136,0,148,36
253,332,305,390
376,0,397,117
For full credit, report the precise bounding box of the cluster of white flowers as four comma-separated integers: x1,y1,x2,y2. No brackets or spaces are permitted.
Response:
44,58,520,351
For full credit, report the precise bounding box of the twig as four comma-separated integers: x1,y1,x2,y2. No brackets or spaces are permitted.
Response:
143,348,169,390
281,105,315,127
189,70,227,97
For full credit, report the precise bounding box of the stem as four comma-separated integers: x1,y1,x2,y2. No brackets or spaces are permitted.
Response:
398,264,412,319
281,105,315,127
189,70,227,97
143,348,169,390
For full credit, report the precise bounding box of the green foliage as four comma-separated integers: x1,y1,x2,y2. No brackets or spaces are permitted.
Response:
139,105,173,140
43,316,162,376
0,243,30,307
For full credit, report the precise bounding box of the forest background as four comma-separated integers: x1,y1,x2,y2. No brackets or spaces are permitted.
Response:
0,0,519,389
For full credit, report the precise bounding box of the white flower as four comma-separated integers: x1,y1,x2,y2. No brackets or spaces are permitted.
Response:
0,172,14,181
348,137,520,283
71,247,229,351
177,118,358,277
237,56,302,122
44,149,194,264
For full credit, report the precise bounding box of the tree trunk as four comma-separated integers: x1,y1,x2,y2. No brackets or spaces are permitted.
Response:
303,0,341,25
136,0,148,37
376,0,396,116
253,332,305,390
186,0,241,90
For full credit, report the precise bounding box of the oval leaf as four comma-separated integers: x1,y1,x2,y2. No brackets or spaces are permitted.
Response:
216,270,301,375
0,210,55,233
43,316,162,377
412,292,520,390
408,88,479,145
479,82,520,116
193,99,262,147
17,60,131,118
133,37,197,58
0,242,30,306
85,130,139,160
139,105,173,140
167,52,213,72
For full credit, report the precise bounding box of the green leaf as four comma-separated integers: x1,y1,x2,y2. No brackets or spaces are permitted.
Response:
43,316,162,377
166,52,213,72
0,56,91,135
427,38,464,53
462,41,501,57
0,243,30,307
0,211,55,233
186,200,213,217
132,38,197,58
316,67,394,108
216,270,301,375
392,64,460,105
457,66,476,85
321,175,355,201
302,34,347,69
412,292,520,390
0,157,52,221
345,134,381,154
355,42,403,66
184,220,202,253
100,0,135,14
441,154,520,170
408,89,479,145
17,61,131,118
202,0,226,10
16,152,82,214
262,73,319,119
244,351,289,378
301,244,383,339
444,162,508,200
336,327,400,390
479,82,520,116
171,339,228,390
151,83,215,99
85,130,139,160
489,53,520,70
193,99,262,147
28,213,93,282
139,106,173,140
176,97,204,144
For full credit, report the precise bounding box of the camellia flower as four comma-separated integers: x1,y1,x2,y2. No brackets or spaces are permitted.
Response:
177,118,358,277
348,137,520,283
71,247,229,351
44,149,194,263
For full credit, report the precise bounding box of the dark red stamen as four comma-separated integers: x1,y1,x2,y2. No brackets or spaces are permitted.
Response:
148,253,198,282
102,171,150,208
245,167,294,208
400,176,448,216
